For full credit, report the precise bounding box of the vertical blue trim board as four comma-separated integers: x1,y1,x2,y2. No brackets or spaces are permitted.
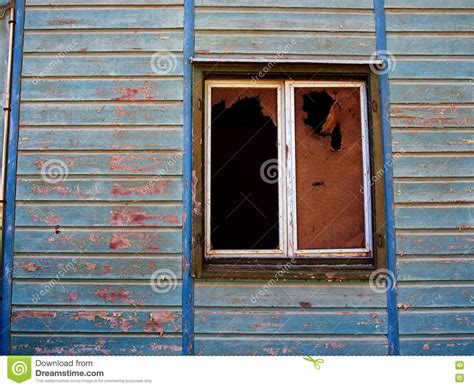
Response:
181,0,195,355
373,0,400,355
1,0,25,355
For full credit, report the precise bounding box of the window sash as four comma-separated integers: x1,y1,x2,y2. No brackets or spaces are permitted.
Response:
204,80,373,259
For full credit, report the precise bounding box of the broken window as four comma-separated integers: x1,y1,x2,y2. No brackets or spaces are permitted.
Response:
204,80,372,259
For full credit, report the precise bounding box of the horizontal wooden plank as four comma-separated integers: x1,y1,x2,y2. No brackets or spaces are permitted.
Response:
195,282,385,308
195,308,386,334
394,156,474,178
392,131,474,152
390,60,474,80
21,79,183,101
11,335,181,355
195,336,388,355
398,284,474,307
15,204,182,227
17,152,182,175
26,0,183,4
390,105,473,128
399,310,474,335
395,206,473,229
387,35,474,56
13,256,182,279
16,178,182,201
397,232,474,255
390,83,474,104
24,31,183,53
18,128,182,151
195,10,375,32
386,0,474,8
22,55,184,77
386,13,473,32
400,336,473,355
198,0,374,8
398,259,474,281
19,103,183,126
195,33,375,56
11,308,181,333
14,229,182,253
25,8,183,30
12,282,182,306
395,180,474,203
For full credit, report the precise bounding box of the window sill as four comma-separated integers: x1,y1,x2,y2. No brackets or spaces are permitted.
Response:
195,263,377,281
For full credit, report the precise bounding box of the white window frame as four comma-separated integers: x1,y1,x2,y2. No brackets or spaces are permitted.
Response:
204,79,373,259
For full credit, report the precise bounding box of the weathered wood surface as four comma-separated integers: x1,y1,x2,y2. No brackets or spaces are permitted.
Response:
21,79,183,101
14,229,182,253
398,259,474,281
394,156,474,178
25,8,184,30
398,284,474,308
12,282,183,306
399,337,473,355
13,256,182,279
399,310,474,334
20,103,183,126
24,32,184,53
17,152,182,175
395,206,473,229
11,335,182,355
394,180,474,203
397,233,474,255
18,128,182,151
16,178,182,201
393,131,474,152
22,55,184,77
11,308,182,333
194,336,388,355
194,282,385,308
15,204,182,227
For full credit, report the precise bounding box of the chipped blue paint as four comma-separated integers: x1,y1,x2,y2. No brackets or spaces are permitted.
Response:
181,0,195,356
374,0,399,356
1,0,24,356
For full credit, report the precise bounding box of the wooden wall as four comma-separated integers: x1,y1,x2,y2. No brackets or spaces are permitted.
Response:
7,0,474,355
10,0,185,355
386,0,473,354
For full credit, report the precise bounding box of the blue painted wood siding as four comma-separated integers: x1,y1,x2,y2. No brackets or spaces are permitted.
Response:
386,0,474,355
7,0,473,355
10,0,185,355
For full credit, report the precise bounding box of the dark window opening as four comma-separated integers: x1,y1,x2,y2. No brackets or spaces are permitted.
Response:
210,88,279,250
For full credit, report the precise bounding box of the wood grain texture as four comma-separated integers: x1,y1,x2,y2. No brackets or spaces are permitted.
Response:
12,282,183,306
16,178,182,201
25,8,184,30
21,79,183,102
11,308,182,333
13,256,182,279
11,335,182,355
14,229,182,253
18,128,182,151
398,259,474,281
17,152,182,175
15,204,182,227
194,335,388,355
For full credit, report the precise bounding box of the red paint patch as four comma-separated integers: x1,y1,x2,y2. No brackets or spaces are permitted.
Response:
108,233,132,251
66,291,78,302
102,264,112,275
299,301,312,308
111,182,166,197
96,288,131,303
19,262,43,272
11,310,56,322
